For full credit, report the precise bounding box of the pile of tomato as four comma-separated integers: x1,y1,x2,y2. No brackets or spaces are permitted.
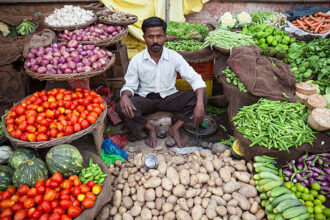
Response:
5,88,106,142
0,173,102,220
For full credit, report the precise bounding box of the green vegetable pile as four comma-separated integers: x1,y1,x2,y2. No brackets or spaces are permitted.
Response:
204,28,255,50
287,38,330,84
79,158,108,185
205,105,227,116
250,12,275,25
166,21,210,38
219,135,235,146
232,99,315,151
241,24,295,61
164,40,205,52
222,66,248,93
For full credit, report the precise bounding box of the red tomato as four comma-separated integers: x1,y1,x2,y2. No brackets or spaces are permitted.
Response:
70,115,78,124
0,208,13,217
13,209,27,220
57,132,65,138
27,188,37,197
68,175,78,181
62,180,73,189
73,178,81,187
86,180,95,188
38,126,48,134
80,119,89,129
1,216,11,220
37,133,48,142
44,189,56,201
46,109,55,118
18,120,27,131
49,212,61,220
51,200,59,209
10,195,19,203
71,187,81,197
86,105,93,112
2,191,12,199
56,93,64,100
17,185,29,195
80,185,91,194
18,195,28,204
6,123,14,132
100,103,106,110
82,99,89,107
76,105,85,113
40,119,50,127
60,199,72,209
53,207,65,215
85,192,96,201
63,94,72,101
14,129,22,139
36,185,45,194
42,102,50,109
12,202,24,212
20,132,29,141
27,207,37,218
50,102,58,110
34,194,43,205
40,201,52,213
27,116,36,125
68,206,81,217
23,198,35,209
26,124,36,133
35,179,45,188
39,213,50,220
60,194,70,201
94,107,103,116
32,209,43,219
49,180,60,189
60,189,71,195
0,199,15,208
75,88,83,92
72,200,80,207
7,188,15,196
87,115,97,124
15,106,25,115
45,179,51,187
27,133,37,142
61,214,72,220
51,173,63,183
64,126,74,136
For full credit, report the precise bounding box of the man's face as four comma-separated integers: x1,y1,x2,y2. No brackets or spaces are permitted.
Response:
143,26,166,53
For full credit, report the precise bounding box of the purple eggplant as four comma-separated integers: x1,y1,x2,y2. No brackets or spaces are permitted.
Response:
317,158,324,166
311,167,323,174
321,186,330,192
308,155,316,161
296,163,304,170
300,182,306,187
303,178,309,186
309,178,316,184
324,168,330,175
283,169,293,177
319,153,330,158
296,173,303,180
284,176,290,182
306,160,312,166
305,173,313,178
312,172,319,178
298,155,307,163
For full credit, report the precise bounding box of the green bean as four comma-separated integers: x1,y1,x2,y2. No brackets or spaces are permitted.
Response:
164,40,205,52
222,66,248,93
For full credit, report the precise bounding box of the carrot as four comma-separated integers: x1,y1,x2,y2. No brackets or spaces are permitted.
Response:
317,12,330,18
304,18,314,28
314,22,323,33
309,15,319,22
296,20,307,30
319,29,329,34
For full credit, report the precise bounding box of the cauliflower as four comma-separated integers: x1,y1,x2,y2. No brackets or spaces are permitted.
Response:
0,22,10,37
220,12,236,28
237,11,252,24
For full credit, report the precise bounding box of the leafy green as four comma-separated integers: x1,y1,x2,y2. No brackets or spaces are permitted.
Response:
166,21,210,38
164,40,204,52
206,105,227,116
219,135,235,147
250,12,275,24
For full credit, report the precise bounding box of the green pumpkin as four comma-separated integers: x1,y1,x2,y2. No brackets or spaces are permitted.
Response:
0,172,12,191
13,158,48,187
0,165,14,177
9,148,38,169
46,144,83,178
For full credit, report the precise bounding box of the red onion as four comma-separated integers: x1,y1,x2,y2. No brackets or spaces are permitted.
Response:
106,51,113,57
57,70,63,74
86,45,95,50
73,57,81,63
67,61,76,70
53,51,61,57
38,66,47,74
64,68,72,73
68,47,76,52
77,36,82,41
31,48,38,54
36,57,42,65
43,54,52,61
52,58,58,66
90,54,99,62
87,50,94,56
112,31,119,36
82,58,91,66
36,50,44,57
70,51,79,58
92,61,102,70
62,52,70,59
31,65,39,72
67,40,78,48
106,26,115,33
100,35,107,40
76,62,84,67
73,70,77,73
80,51,87,56
25,61,31,68
98,23,104,28
30,58,36,65
59,58,66,64
64,30,70,35
66,57,73,63
99,58,108,66
45,47,53,53
82,36,89,41
115,26,122,31
27,52,35,59
50,68,57,74
98,51,106,58
53,43,59,48
84,66,92,72
46,64,53,70
77,66,84,73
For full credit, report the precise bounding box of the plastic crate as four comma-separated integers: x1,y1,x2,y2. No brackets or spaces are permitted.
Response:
177,60,214,79
176,79,213,97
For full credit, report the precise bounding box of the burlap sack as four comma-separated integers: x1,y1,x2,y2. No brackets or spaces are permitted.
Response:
23,29,57,58
76,150,113,220
0,9,37,26
0,36,25,66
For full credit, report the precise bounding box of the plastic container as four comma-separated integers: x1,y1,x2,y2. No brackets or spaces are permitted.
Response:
176,79,213,97
177,60,214,79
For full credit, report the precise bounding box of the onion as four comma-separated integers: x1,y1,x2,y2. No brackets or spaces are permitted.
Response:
100,35,107,39
73,57,81,63
52,58,58,66
82,36,89,41
64,30,70,35
112,31,119,36
84,66,92,72
77,66,85,73
57,70,63,74
62,52,70,59
85,45,95,50
50,68,57,74
67,61,76,70
98,23,104,28
77,36,82,41
30,48,38,54
45,47,53,53
36,57,42,65
68,40,78,48
52,43,59,48
98,51,106,58
46,64,53,70
66,57,73,63
31,65,39,72
70,51,79,58
90,54,99,62
25,61,31,68
115,26,122,31
38,66,47,74
87,50,94,56
43,54,52,61
106,26,115,33
36,50,44,57
76,62,84,67
53,51,61,57
60,42,67,47
82,58,91,66
27,52,35,59
59,58,66,64
99,58,108,66
80,51,87,56
30,58,36,65
106,51,113,57
92,61,102,70
64,68,72,73
68,47,75,52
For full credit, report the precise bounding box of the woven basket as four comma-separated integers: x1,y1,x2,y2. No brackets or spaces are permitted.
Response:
44,14,97,32
0,136,8,145
2,96,107,149
59,26,128,47
24,54,115,82
213,45,230,55
97,10,138,26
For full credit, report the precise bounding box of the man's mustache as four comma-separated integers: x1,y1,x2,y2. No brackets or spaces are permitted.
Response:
151,43,161,47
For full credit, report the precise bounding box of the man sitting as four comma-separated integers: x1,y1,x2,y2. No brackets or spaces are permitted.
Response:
116,17,207,148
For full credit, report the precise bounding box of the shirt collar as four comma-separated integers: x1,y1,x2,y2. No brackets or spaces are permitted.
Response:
143,47,169,61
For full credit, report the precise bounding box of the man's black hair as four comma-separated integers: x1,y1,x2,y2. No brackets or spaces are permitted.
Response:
142,17,167,34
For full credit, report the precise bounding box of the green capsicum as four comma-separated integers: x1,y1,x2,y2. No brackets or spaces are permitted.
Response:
266,36,274,44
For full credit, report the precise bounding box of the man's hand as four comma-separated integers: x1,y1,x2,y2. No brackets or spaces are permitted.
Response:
120,92,136,119
191,103,205,129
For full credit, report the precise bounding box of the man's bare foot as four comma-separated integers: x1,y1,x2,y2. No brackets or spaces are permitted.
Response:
145,123,157,148
168,126,186,148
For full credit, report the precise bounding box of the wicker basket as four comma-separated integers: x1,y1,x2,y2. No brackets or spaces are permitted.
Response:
97,9,138,26
59,26,128,47
212,45,230,55
24,54,115,82
44,14,98,32
2,96,107,149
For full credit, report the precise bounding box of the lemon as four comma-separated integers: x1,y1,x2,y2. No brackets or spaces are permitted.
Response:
314,199,322,206
314,213,326,220
323,208,330,217
307,206,314,214
315,205,323,214
303,187,309,194
317,195,326,203
296,183,305,192
310,189,318,198
302,193,311,201
291,186,297,192
305,201,314,207
311,182,321,191
295,191,302,199
284,182,291,189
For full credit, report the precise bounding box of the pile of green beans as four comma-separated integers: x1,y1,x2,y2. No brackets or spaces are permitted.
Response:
204,28,255,49
79,158,108,185
232,99,315,151
164,40,205,52
222,66,248,93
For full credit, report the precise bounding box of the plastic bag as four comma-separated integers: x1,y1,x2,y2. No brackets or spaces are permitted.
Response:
100,149,124,165
107,134,128,148
101,138,128,159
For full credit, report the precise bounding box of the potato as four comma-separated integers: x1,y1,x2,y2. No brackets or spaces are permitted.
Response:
223,180,241,193
190,175,198,186
113,190,122,208
223,194,232,201
171,156,185,165
233,172,250,183
212,158,222,171
194,196,202,205
122,196,133,209
247,162,253,173
146,201,156,209
130,205,142,217
141,208,152,220
151,209,159,216
216,206,227,217
173,204,180,212
144,177,162,188
167,195,177,204
227,206,237,215
211,187,223,196
137,187,146,203
155,198,164,211
236,207,242,218
162,202,174,213
122,213,133,220
166,166,179,186
163,190,171,197
177,198,189,211
155,186,163,198
97,205,109,220
200,150,213,159
164,212,175,220
220,167,231,182
176,210,192,220
145,189,156,202
161,178,173,191
242,211,257,220
238,184,257,198
227,199,238,207
191,205,203,220
255,209,265,220
231,160,247,171
113,214,122,220
179,169,190,185
197,173,209,184
223,149,231,157
215,178,223,187
201,198,210,209
158,161,167,174
133,153,143,168
233,192,251,211
172,184,186,197
185,188,197,199
210,195,226,206
110,206,118,216
205,200,217,219
119,206,127,215
187,198,194,208
250,201,258,214
123,185,130,197
202,160,214,173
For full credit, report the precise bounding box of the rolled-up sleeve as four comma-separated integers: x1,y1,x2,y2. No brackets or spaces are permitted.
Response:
175,54,206,91
120,57,139,97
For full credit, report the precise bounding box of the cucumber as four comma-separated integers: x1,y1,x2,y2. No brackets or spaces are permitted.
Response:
271,194,296,207
260,193,268,200
262,181,283,192
282,206,307,219
253,162,277,169
258,178,274,186
258,172,282,181
261,200,267,207
255,156,276,163
266,203,273,212
268,213,277,220
267,186,292,197
255,167,279,175
290,213,310,220
275,214,285,220
261,155,277,160
273,199,303,214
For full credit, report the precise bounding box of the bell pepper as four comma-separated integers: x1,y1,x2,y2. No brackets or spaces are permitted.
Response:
275,35,282,42
298,66,306,74
259,44,269,51
303,69,313,79
266,36,274,45
274,28,282,36
259,38,266,45
271,40,278,47
256,31,266,39
290,38,296,43
282,36,291,45
265,26,275,34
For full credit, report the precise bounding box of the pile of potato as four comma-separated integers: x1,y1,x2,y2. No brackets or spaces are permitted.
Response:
97,9,138,25
97,149,265,220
